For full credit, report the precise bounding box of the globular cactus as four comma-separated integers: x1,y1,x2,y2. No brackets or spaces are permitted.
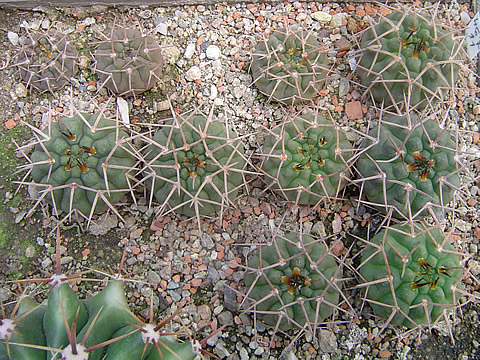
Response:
356,113,460,220
359,223,465,328
357,6,461,111
0,279,198,360
93,25,164,97
18,109,138,220
261,110,353,205
143,108,246,221
14,30,78,93
244,231,342,330
251,26,329,105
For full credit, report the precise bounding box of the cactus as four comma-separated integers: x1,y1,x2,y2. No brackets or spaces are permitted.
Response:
93,25,164,97
357,6,461,111
261,110,353,205
14,30,78,93
143,108,246,221
356,113,460,220
359,223,465,328
251,26,329,105
17,109,138,220
244,231,342,330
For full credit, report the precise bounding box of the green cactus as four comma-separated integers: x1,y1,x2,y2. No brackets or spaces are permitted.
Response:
359,223,464,328
356,113,460,220
25,112,137,217
251,27,328,105
244,232,341,330
261,111,352,204
357,8,460,110
93,27,164,97
14,30,78,93
144,110,246,219
0,279,197,360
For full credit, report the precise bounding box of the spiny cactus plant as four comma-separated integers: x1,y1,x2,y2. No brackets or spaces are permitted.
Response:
261,110,353,205
356,113,461,221
251,26,329,105
17,106,139,222
243,230,344,331
93,23,164,97
0,231,202,360
14,30,78,93
142,107,247,222
358,223,465,329
357,6,462,112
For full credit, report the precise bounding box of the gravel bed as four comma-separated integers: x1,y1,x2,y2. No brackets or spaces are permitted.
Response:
0,1,479,360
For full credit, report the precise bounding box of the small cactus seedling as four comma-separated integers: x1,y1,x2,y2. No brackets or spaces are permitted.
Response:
14,30,78,93
261,110,353,205
243,231,343,331
359,223,465,329
17,105,139,223
251,26,329,105
142,107,247,222
356,113,461,221
357,6,462,111
93,23,164,97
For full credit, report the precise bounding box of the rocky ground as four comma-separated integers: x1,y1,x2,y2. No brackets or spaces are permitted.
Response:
0,1,479,359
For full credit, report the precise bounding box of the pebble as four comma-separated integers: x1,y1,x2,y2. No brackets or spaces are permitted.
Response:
25,246,35,258
217,310,233,325
155,23,168,35
146,270,161,284
330,13,344,28
185,66,202,81
184,43,196,59
7,31,19,46
138,9,152,19
14,83,28,98
41,258,53,269
206,45,221,60
197,304,211,320
460,11,471,25
318,329,338,353
15,211,26,224
312,11,332,23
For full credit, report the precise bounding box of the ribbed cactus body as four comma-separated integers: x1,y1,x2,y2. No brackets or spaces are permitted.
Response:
15,31,78,93
358,10,459,109
245,232,340,330
251,28,328,105
360,224,463,328
261,112,352,204
145,113,245,217
29,113,136,216
94,28,163,97
357,114,459,219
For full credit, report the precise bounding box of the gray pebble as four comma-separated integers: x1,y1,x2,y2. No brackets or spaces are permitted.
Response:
208,266,220,282
460,11,471,25
25,246,35,258
7,31,19,46
41,257,53,269
201,234,215,249
155,23,168,35
223,285,237,312
168,290,182,302
167,281,179,290
217,310,233,325
138,10,152,19
146,270,161,284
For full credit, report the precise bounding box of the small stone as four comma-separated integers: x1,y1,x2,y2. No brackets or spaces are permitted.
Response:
233,86,245,98
209,84,218,100
197,304,211,320
339,78,350,98
138,9,152,19
41,18,50,29
318,329,338,353
197,5,206,12
206,45,221,60
330,13,344,28
185,66,201,81
217,310,233,325
223,285,237,311
83,17,95,26
162,45,181,64
155,23,168,35
460,11,471,25
167,281,179,290
184,43,195,59
312,11,332,23
7,32,19,46
41,257,53,269
345,101,363,120
332,213,342,234
15,211,26,224
146,271,161,284
14,83,27,98
239,348,249,360
201,234,215,249
25,246,35,258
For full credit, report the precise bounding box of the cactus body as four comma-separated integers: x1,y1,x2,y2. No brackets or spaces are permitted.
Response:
29,112,137,217
94,28,163,97
145,112,245,217
360,224,464,327
261,112,352,204
244,232,341,330
251,28,328,105
15,31,78,93
358,9,460,109
357,114,460,219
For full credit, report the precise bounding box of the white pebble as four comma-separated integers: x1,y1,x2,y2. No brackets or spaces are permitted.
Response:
460,11,471,25
206,45,221,60
330,13,344,28
185,66,202,81
184,43,195,59
7,32,19,46
209,84,218,100
155,23,168,35
312,11,332,23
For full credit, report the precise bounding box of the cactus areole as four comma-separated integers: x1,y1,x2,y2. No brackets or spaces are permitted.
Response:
357,114,460,219
358,10,459,109
245,233,341,330
360,224,464,328
251,28,328,105
262,112,352,204
30,113,136,216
